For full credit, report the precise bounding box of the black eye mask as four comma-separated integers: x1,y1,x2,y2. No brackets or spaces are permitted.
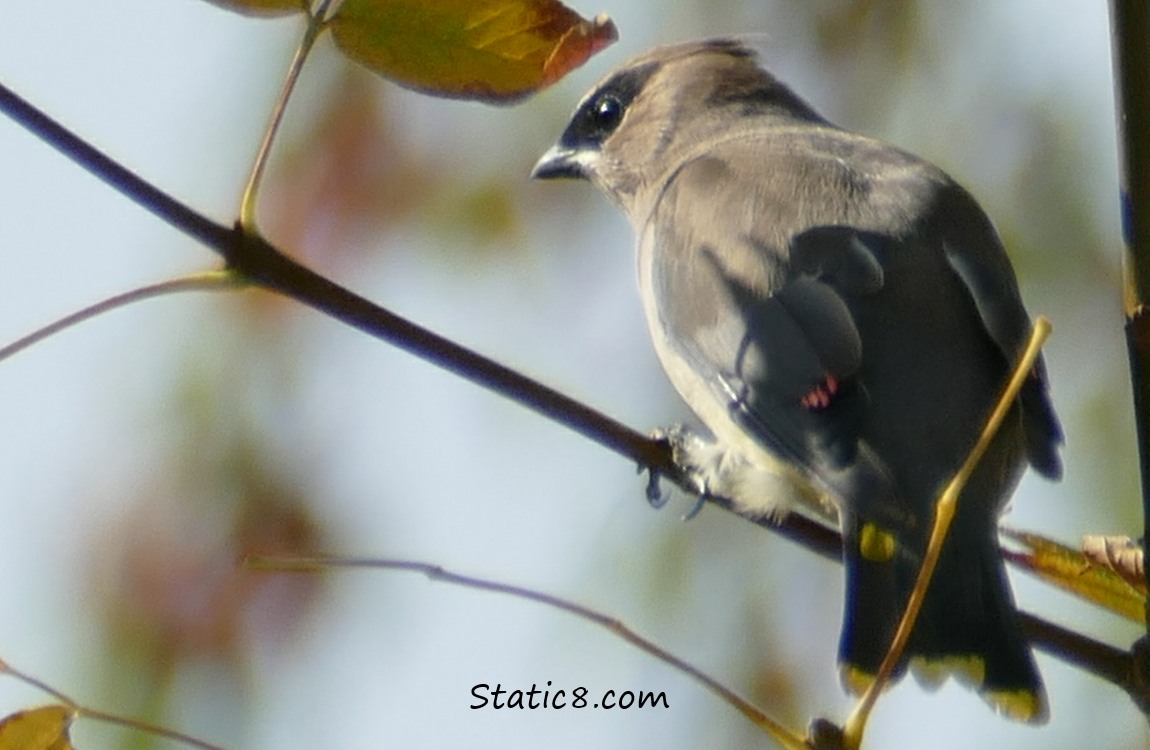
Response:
558,61,661,149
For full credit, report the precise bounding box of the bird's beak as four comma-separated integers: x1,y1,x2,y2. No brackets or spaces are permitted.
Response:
531,145,592,180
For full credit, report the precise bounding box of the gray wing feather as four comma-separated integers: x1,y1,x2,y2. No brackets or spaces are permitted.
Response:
648,149,906,522
936,187,1063,478
645,129,1061,519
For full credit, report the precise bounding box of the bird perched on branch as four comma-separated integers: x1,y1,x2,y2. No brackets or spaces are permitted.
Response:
533,38,1062,722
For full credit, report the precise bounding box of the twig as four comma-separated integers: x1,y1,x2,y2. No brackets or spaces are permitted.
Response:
843,319,1052,747
0,271,241,363
247,555,814,750
75,707,229,750
0,659,228,750
239,0,339,229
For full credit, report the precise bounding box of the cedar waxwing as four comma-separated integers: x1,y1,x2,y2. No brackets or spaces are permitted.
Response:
533,39,1062,722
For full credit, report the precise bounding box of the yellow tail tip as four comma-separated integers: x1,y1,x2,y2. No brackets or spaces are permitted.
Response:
841,660,1048,724
839,665,877,697
984,687,1049,725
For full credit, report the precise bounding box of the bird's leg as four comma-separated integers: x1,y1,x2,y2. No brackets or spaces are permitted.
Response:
649,425,714,518
841,317,1052,750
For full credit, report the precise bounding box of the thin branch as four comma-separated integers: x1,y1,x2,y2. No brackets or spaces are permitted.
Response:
0,659,228,750
76,708,229,750
239,0,339,229
231,230,674,471
247,555,818,750
0,658,78,707
0,271,241,363
844,320,1052,748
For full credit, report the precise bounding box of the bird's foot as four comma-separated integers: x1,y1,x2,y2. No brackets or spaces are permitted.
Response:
649,425,714,520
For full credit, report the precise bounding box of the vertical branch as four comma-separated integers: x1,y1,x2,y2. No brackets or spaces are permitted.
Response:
1110,0,1150,677
1111,0,1150,597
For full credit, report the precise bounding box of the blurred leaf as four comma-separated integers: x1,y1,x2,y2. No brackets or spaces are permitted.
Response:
436,179,523,249
0,706,75,750
99,463,326,665
1003,528,1147,624
814,0,922,65
263,72,436,273
330,0,617,103
201,0,307,16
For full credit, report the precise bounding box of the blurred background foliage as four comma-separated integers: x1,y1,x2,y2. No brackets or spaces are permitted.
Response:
0,1,1143,748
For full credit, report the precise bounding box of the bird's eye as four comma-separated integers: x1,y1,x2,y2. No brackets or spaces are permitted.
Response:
592,95,624,131
560,89,632,148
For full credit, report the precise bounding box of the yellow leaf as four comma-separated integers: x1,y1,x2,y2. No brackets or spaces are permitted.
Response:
0,705,76,750
1003,528,1147,624
201,0,307,17
330,0,617,103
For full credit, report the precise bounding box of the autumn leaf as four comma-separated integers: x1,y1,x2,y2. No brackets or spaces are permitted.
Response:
0,706,76,750
201,0,307,17
1082,533,1146,589
1003,528,1147,624
330,0,617,103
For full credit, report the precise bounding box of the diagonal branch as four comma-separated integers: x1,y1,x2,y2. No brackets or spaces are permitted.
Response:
0,84,232,253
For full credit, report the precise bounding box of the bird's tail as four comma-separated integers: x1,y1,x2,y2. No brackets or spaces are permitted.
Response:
837,507,1047,723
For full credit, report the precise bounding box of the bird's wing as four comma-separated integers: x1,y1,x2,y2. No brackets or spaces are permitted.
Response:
643,143,906,523
934,185,1063,478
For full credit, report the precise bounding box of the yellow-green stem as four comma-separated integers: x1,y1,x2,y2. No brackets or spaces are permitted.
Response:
842,316,1053,750
239,0,339,231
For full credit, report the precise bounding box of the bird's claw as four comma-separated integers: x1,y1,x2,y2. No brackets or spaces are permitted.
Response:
645,468,670,509
680,493,707,521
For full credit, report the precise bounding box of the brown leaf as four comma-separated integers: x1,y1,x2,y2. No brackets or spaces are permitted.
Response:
1003,528,1147,624
201,0,307,17
1082,534,1146,590
0,706,76,750
330,0,617,103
